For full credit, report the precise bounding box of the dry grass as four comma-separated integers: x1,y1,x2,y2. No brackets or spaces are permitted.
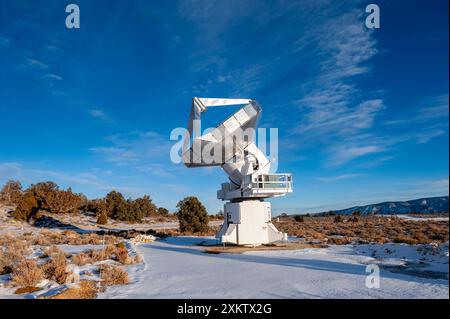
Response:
0,238,30,274
7,230,120,247
274,215,449,245
14,286,42,294
11,259,44,287
164,225,220,237
41,248,69,284
99,264,130,286
72,249,107,266
42,245,69,258
71,243,136,266
49,280,100,299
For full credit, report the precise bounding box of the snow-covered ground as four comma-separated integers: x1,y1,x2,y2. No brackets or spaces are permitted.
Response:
98,237,449,299
1,205,447,299
394,215,449,222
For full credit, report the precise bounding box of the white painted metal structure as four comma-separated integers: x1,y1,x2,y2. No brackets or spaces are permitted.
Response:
183,97,292,246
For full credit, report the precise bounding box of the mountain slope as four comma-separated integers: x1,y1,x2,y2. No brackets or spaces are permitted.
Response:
321,196,449,215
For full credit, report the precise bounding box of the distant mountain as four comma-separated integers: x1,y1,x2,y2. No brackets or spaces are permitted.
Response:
318,196,449,215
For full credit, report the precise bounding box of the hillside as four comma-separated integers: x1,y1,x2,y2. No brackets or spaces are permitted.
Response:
319,196,449,215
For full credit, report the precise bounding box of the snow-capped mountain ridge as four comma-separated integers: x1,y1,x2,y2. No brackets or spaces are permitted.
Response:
320,196,449,215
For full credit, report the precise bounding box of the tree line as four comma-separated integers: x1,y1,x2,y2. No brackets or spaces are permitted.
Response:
0,179,211,233
0,180,168,224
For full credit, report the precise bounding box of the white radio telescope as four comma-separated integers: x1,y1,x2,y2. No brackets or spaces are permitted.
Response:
183,97,293,245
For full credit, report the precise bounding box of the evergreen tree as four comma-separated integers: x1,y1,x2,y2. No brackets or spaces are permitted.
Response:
176,196,209,233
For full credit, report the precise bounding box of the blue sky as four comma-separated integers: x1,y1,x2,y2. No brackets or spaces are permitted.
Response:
0,0,448,214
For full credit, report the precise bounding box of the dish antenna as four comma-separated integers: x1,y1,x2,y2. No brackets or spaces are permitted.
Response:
183,97,292,245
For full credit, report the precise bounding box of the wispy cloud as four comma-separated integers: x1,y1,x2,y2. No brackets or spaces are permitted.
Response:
316,173,364,182
90,131,173,173
289,10,386,166
25,58,49,70
327,145,387,166
385,94,449,125
419,95,449,120
88,108,113,123
416,128,446,144
44,73,63,81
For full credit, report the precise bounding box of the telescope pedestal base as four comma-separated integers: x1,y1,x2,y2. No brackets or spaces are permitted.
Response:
216,200,287,246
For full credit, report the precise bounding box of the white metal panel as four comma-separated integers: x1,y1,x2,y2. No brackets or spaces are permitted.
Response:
222,116,241,133
197,98,251,107
234,108,250,125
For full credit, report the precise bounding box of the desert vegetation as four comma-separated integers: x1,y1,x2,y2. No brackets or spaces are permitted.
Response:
1,178,448,298
0,230,138,297
274,214,449,245
177,196,210,233
0,179,171,224
99,264,130,286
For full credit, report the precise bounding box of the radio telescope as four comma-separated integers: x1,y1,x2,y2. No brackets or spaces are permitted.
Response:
183,97,293,245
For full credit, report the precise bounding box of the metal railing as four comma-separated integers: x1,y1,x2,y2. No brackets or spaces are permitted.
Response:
251,174,292,190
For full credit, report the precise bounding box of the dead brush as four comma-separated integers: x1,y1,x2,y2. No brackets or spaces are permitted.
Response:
11,259,44,287
41,251,69,284
114,246,132,265
42,245,67,258
0,250,24,274
14,230,119,246
50,280,100,299
99,264,129,286
71,249,105,266
273,215,449,245
71,242,135,266
0,238,31,274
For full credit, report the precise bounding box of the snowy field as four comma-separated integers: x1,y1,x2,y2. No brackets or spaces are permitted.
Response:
0,235,448,299
98,237,449,299
0,204,448,299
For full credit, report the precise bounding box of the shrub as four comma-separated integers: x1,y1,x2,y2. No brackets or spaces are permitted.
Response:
29,181,86,214
50,280,98,299
177,196,209,233
334,215,343,223
72,249,107,266
13,191,39,221
100,264,129,286
134,195,158,217
0,180,23,205
97,211,108,225
11,259,44,287
71,244,135,266
294,215,304,223
115,200,135,222
105,190,125,218
42,245,65,258
157,207,169,216
115,247,132,265
41,251,68,284
83,198,105,213
348,216,359,223
104,191,155,222
0,250,24,274
71,253,90,266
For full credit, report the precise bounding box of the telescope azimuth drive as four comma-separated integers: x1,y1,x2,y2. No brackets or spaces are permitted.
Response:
183,97,293,246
